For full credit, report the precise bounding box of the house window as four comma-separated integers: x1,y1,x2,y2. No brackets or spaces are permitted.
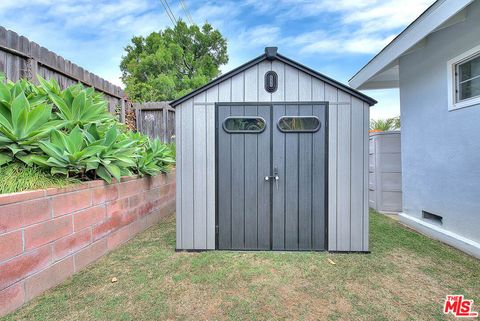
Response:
448,44,480,110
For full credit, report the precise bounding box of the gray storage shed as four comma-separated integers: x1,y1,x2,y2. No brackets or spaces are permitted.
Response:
368,131,402,213
171,47,376,252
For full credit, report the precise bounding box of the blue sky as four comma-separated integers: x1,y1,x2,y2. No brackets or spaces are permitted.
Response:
0,0,434,119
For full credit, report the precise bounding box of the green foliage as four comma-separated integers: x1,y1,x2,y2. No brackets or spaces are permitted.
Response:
0,74,175,189
120,21,228,102
0,162,78,194
0,78,64,165
136,138,175,176
37,75,113,128
370,116,401,131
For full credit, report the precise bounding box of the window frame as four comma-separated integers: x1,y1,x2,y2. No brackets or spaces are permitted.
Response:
277,115,321,133
222,116,267,133
447,44,480,111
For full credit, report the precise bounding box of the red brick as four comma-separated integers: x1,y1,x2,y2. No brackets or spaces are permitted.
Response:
146,209,162,227
53,229,91,261
24,216,73,250
128,217,148,237
118,178,149,199
0,189,45,206
88,180,107,188
128,193,145,209
106,198,129,217
149,174,166,188
92,210,136,241
92,185,118,205
45,182,89,196
52,189,91,217
0,231,23,262
0,245,51,290
136,202,154,218
74,239,107,271
0,283,25,317
107,226,131,250
25,256,74,301
73,206,106,231
0,198,51,233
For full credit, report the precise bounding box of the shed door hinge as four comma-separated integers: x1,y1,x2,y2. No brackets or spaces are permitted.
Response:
215,225,219,234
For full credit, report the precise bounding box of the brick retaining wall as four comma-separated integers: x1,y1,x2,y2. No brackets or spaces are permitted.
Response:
0,171,175,316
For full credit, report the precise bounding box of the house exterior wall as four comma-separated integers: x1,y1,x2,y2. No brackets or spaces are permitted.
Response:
398,0,480,255
176,59,370,251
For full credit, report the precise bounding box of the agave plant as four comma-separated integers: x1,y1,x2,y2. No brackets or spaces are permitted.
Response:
34,126,104,176
84,124,138,183
38,76,112,129
136,138,175,176
0,80,64,165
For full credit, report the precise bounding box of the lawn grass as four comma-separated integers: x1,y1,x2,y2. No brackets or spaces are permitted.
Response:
3,211,479,321
0,163,79,194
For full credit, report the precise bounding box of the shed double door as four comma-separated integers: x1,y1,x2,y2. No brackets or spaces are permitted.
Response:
216,103,327,251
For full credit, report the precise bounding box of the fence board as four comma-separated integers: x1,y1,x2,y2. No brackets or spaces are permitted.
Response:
0,26,126,121
134,102,175,143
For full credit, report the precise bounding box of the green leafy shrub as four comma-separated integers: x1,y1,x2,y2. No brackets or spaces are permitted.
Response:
370,116,400,132
0,74,175,190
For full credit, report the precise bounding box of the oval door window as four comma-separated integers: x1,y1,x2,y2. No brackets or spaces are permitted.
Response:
277,116,321,132
223,117,266,133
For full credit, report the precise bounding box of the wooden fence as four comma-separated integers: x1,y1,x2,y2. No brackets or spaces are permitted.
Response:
134,102,175,143
0,26,127,122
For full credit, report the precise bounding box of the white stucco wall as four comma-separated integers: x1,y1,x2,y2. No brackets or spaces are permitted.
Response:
398,0,480,253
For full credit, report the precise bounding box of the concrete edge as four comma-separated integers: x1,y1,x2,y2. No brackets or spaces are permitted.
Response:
398,212,480,259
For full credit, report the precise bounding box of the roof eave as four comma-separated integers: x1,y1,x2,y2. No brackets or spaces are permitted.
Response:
349,0,473,90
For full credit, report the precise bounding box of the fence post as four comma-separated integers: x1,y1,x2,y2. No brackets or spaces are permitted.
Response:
120,98,126,123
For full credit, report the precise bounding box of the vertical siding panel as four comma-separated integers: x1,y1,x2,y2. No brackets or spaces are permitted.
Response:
218,78,231,102
271,60,285,101
298,73,312,101
230,106,245,248
181,99,194,249
217,105,232,248
193,92,207,249
175,105,182,249
206,86,218,249
231,72,244,102
244,65,258,101
336,91,352,251
272,105,286,249
244,105,258,249
284,105,299,250
363,103,370,251
298,104,313,250
285,65,299,101
350,97,364,250
325,84,338,251
312,78,325,101
258,60,272,102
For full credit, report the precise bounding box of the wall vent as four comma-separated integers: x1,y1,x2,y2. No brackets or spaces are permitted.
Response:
422,210,443,225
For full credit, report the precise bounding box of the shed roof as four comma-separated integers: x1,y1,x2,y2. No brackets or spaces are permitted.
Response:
170,47,377,107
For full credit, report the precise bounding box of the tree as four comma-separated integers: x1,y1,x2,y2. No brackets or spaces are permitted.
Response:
369,116,401,132
120,21,228,102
